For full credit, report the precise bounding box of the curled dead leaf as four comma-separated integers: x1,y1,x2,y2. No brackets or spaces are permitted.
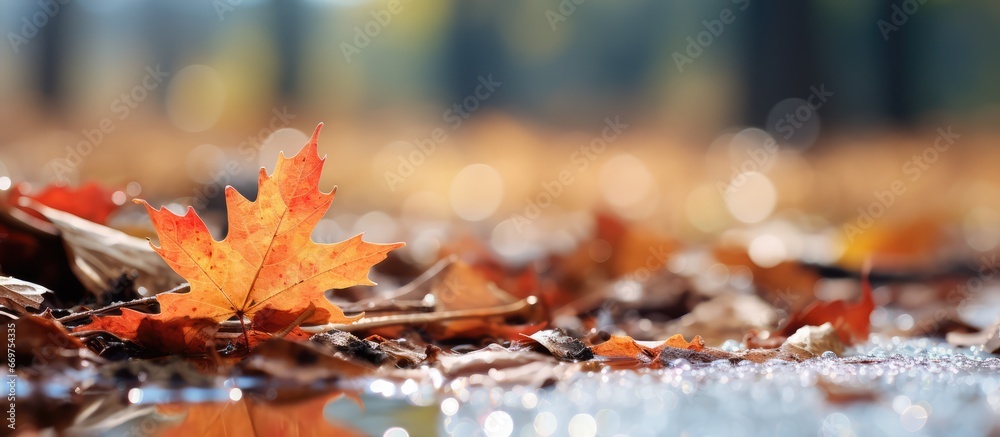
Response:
27,201,183,298
525,329,594,362
0,276,51,315
780,262,875,345
782,323,845,357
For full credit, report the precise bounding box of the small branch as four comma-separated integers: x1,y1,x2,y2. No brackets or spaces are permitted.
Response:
56,283,190,324
272,305,316,339
305,295,540,333
340,255,457,313
340,299,435,314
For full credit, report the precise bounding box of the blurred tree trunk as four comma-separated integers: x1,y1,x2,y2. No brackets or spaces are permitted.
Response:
741,1,821,127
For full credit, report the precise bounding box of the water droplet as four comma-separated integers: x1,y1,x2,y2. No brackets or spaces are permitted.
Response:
567,413,596,437
441,397,459,416
484,411,513,437
534,412,558,436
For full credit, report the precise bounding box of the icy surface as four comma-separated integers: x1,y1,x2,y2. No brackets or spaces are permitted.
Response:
431,337,1000,437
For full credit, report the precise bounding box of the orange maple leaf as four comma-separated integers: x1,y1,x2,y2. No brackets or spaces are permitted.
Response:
78,123,403,350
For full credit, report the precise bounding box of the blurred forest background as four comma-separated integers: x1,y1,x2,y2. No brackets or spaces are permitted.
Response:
2,0,1000,267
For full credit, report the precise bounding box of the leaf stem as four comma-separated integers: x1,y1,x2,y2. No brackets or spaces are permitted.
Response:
308,295,540,333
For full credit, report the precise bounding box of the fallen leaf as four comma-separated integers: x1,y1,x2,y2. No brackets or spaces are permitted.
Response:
654,346,738,366
76,308,219,354
738,342,821,363
542,212,681,315
436,344,564,387
27,201,183,298
0,206,91,304
663,294,777,346
0,276,51,314
411,260,546,341
525,329,594,362
310,330,390,366
590,334,704,365
780,263,875,345
590,335,653,362
11,182,120,224
647,334,706,355
79,124,403,347
363,335,429,368
713,245,822,314
434,261,516,308
782,323,845,357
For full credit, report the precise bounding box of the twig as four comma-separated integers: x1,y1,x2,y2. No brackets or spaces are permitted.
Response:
304,295,540,333
340,299,435,314
272,305,316,339
56,283,190,324
340,254,457,312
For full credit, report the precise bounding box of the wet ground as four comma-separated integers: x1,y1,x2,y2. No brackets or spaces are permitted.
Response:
13,337,999,436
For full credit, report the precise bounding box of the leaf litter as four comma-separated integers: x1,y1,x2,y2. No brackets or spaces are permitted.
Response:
1,123,997,435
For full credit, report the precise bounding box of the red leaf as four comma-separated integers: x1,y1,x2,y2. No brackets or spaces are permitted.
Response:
12,182,120,224
780,261,875,345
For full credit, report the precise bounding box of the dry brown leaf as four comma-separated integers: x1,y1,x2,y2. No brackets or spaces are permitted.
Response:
27,201,183,297
0,276,51,314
